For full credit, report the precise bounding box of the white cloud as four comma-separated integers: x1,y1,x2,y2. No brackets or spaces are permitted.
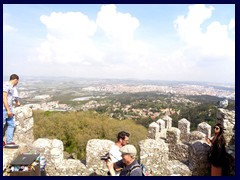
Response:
96,4,140,40
35,4,149,72
172,4,235,83
31,4,234,83
174,4,214,47
3,13,17,35
228,18,235,35
174,4,234,58
36,11,102,65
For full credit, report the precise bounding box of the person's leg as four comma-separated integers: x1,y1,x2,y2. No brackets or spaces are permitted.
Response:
5,116,15,144
3,109,7,130
3,109,7,146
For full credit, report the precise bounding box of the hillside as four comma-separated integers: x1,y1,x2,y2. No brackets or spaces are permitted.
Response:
33,110,147,160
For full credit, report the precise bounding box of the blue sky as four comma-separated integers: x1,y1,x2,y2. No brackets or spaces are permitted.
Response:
3,4,235,84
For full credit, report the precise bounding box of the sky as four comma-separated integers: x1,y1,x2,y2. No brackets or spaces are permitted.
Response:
3,4,235,84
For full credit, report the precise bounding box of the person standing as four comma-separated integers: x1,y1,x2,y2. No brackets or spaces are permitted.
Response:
3,74,21,148
206,123,226,176
108,131,130,175
106,144,142,176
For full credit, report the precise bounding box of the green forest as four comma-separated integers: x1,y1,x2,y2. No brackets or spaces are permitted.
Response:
33,110,147,160
33,95,235,160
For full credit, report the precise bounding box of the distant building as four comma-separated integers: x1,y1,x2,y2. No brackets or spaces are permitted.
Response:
219,99,228,108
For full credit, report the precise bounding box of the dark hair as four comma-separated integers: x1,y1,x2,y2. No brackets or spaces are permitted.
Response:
117,131,130,141
10,74,19,80
214,123,225,133
214,123,226,145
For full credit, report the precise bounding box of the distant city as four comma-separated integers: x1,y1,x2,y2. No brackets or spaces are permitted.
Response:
8,76,235,114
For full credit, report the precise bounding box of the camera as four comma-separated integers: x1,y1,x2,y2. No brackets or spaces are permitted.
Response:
100,152,110,160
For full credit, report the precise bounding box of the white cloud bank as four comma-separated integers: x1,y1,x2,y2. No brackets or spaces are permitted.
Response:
28,4,234,83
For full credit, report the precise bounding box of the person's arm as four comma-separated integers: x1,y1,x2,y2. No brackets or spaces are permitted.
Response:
205,137,211,144
205,136,213,145
13,87,21,106
14,98,21,106
106,159,116,176
113,163,122,172
3,92,13,118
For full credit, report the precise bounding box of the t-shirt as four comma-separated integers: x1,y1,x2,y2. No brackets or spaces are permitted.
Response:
3,81,18,111
116,159,143,176
109,144,122,162
109,144,122,176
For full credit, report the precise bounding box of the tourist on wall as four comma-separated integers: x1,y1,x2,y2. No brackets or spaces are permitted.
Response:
206,123,227,176
108,131,130,175
106,144,143,176
3,74,21,148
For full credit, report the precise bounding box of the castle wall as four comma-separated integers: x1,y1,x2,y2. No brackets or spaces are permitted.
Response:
178,118,190,142
188,140,210,176
139,139,170,175
3,107,235,176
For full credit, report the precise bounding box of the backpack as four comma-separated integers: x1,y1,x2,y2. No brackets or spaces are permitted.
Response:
128,164,149,176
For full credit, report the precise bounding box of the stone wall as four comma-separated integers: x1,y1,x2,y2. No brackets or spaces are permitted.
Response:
3,106,33,174
147,112,235,176
13,106,34,147
217,108,235,145
29,138,88,176
139,139,170,175
3,107,235,176
188,140,210,176
86,139,114,175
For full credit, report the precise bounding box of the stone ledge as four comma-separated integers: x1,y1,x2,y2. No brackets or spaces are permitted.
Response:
3,143,28,176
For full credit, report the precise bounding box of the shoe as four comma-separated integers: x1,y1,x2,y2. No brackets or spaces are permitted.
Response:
6,142,16,145
5,142,19,148
3,141,5,147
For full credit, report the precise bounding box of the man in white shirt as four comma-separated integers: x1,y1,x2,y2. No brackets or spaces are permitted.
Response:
108,131,130,176
3,74,21,148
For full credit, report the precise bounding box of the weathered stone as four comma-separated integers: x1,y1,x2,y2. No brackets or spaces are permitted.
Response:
3,107,235,176
139,139,169,175
12,106,34,146
147,122,159,140
188,140,210,176
3,143,28,175
162,115,172,129
197,122,211,138
168,142,189,162
188,131,206,143
166,127,181,144
167,160,192,176
86,139,114,176
178,118,190,142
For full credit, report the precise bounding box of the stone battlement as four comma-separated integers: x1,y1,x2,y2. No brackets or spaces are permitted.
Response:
3,106,235,176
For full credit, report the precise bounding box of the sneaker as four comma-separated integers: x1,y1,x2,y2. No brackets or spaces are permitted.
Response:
3,141,5,147
6,142,15,145
5,142,19,148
